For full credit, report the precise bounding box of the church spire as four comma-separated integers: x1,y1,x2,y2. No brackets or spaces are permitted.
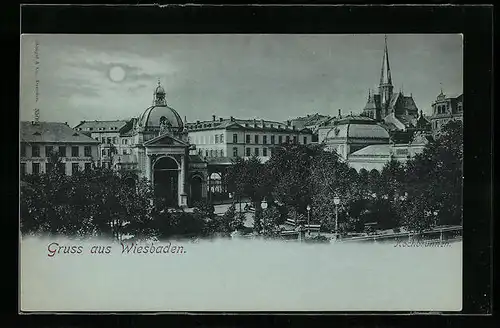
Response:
378,35,394,117
379,34,393,87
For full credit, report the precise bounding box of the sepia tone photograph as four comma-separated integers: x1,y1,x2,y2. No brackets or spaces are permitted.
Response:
19,33,463,312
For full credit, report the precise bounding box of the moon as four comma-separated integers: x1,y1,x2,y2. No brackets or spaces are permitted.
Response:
109,66,126,82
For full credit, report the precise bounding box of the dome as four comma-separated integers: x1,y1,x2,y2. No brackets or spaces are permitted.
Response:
138,105,184,131
329,116,390,140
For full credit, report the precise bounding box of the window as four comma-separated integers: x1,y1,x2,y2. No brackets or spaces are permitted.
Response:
46,162,53,172
263,135,267,144
32,145,40,157
107,137,112,144
233,134,238,143
233,147,238,157
85,163,91,171
286,136,290,143
246,147,251,156
205,150,209,157
102,149,106,156
215,135,219,144
123,149,127,155
303,136,307,144
45,146,53,157
32,163,40,175
59,146,66,157
293,136,297,144
246,135,250,144
278,136,283,144
220,134,224,143
72,163,79,174
58,163,65,174
112,137,116,144
20,163,26,177
21,143,26,157
271,135,275,144
214,150,218,157
210,150,214,157
255,148,259,156
254,135,259,144
71,146,79,157
263,147,268,156
84,146,92,157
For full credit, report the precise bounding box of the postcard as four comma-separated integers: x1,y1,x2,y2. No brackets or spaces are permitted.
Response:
19,34,463,312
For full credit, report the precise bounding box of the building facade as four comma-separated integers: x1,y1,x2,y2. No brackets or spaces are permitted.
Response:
185,116,313,163
429,91,463,136
318,115,391,161
73,119,131,168
20,121,100,177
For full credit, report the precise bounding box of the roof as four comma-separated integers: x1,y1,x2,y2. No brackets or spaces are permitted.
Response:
185,118,311,133
320,115,390,140
138,104,184,131
349,144,392,157
21,121,100,144
74,120,128,132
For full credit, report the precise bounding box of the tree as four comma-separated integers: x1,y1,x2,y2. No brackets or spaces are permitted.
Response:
225,154,273,231
310,150,360,231
266,143,323,215
219,204,245,233
398,120,463,231
20,168,156,240
261,206,282,237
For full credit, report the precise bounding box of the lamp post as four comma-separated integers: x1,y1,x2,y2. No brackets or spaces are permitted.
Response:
306,205,311,235
333,196,340,240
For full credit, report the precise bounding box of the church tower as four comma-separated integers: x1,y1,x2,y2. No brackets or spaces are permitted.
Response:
378,35,394,117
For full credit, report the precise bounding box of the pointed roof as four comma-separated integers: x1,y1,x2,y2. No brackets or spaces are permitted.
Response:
379,35,393,86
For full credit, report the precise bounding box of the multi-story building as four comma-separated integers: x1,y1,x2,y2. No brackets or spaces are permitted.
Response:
73,119,131,168
20,121,100,177
185,116,314,164
429,90,463,136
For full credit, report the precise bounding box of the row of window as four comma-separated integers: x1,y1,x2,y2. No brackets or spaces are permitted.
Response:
194,134,308,145
101,148,131,156
20,162,92,176
436,103,463,115
78,127,119,132
198,147,273,158
95,137,130,145
21,145,92,158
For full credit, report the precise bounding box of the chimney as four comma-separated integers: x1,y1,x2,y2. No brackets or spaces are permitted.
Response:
196,120,200,124
219,117,223,122
230,116,234,122
338,109,342,118
287,120,291,126
212,115,216,121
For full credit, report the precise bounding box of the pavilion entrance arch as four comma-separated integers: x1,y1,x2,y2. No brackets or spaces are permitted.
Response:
153,156,180,208
207,163,231,204
189,173,204,206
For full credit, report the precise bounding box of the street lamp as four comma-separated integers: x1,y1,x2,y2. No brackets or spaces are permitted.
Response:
306,205,311,235
333,196,340,240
